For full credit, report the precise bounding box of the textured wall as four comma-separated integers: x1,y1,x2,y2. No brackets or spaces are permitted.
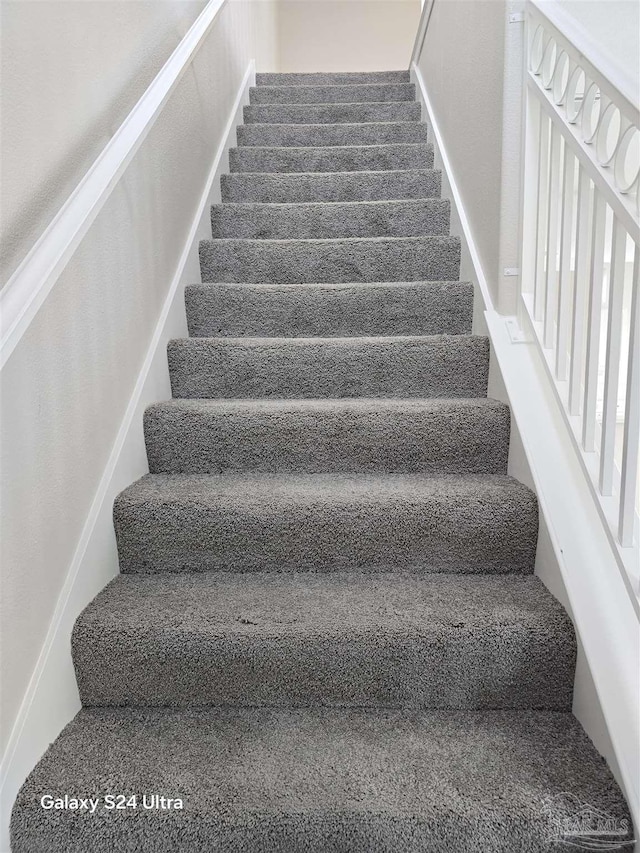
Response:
416,0,507,307
0,0,278,759
0,0,211,285
275,0,421,73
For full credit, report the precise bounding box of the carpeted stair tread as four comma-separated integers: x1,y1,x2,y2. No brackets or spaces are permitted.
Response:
237,121,429,147
221,168,441,202
185,281,473,337
249,83,416,104
167,334,489,399
72,571,576,709
229,143,433,173
143,398,510,474
12,707,632,853
244,102,421,124
199,235,460,283
257,70,411,85
210,199,449,239
113,472,538,574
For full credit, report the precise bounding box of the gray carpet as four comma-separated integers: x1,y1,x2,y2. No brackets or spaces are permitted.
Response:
73,572,575,708
113,472,538,574
237,120,429,146
12,68,631,852
167,335,488,398
185,281,473,337
12,709,633,853
244,101,421,123
210,199,449,239
229,142,434,172
249,83,416,104
221,168,441,202
143,398,510,474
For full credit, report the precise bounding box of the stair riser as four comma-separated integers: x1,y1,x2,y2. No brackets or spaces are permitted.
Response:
185,282,473,338
229,144,433,173
249,84,416,104
244,103,421,123
168,336,489,399
114,479,538,575
221,170,441,203
199,237,460,284
237,122,429,147
210,200,449,239
256,71,411,85
73,624,573,710
144,402,510,475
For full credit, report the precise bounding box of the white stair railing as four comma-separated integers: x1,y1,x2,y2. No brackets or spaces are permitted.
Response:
520,0,639,598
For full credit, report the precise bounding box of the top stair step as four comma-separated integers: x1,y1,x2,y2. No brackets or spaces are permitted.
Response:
249,83,415,104
256,71,411,86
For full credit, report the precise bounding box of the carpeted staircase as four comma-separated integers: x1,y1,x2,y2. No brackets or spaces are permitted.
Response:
11,70,632,852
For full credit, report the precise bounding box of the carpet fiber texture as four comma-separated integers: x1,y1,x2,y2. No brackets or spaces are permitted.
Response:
12,68,631,852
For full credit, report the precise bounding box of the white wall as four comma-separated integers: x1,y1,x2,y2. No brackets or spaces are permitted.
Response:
275,0,420,73
0,0,211,285
0,0,278,766
416,0,511,311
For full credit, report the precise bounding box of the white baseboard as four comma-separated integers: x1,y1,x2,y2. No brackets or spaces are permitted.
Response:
411,59,639,831
0,58,255,853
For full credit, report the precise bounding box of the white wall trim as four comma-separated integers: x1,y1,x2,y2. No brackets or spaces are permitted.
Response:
0,0,227,371
0,59,255,852
412,57,639,830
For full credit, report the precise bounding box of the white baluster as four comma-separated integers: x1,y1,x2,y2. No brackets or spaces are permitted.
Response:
556,148,577,379
583,195,607,452
544,127,563,347
569,169,593,414
619,244,640,546
599,219,628,494
534,115,550,321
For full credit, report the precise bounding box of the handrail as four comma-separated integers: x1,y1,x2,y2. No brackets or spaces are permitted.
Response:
409,0,435,68
0,0,227,370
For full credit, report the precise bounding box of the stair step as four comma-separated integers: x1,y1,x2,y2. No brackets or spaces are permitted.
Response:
113,473,537,574
229,143,433,173
185,281,473,337
168,334,489,399
249,83,416,104
210,199,449,239
221,169,441,202
256,70,411,85
199,236,460,284
237,121,429,147
73,572,575,708
16,707,631,853
144,398,510,475
244,102,421,124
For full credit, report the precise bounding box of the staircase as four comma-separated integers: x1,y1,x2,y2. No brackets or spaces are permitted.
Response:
11,70,632,852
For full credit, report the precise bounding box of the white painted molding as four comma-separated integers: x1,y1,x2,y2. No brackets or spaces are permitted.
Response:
412,57,640,830
0,58,256,853
529,0,639,115
0,0,227,371
486,311,640,829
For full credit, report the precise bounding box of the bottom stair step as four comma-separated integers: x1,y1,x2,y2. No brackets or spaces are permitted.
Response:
12,707,632,852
